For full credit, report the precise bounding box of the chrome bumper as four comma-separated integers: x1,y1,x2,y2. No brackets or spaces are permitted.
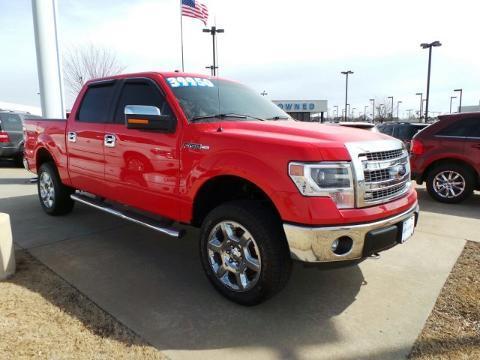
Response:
283,203,419,263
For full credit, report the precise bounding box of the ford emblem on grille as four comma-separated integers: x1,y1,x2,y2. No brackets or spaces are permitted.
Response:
389,164,407,179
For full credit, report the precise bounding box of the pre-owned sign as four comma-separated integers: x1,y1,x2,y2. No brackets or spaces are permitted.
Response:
273,100,327,113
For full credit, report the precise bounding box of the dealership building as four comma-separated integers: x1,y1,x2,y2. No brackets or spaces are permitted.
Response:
273,100,328,122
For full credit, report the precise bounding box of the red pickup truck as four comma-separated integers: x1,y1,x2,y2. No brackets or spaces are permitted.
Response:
24,72,419,305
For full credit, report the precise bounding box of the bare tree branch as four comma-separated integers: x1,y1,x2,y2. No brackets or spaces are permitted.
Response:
63,44,125,100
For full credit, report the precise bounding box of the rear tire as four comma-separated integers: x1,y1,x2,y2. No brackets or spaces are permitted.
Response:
426,163,475,203
199,201,292,305
38,162,75,215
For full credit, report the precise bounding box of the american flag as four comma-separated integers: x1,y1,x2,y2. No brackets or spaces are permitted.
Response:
181,0,209,25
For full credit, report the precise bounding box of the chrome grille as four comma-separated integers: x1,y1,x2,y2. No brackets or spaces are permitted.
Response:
364,149,403,161
361,148,410,206
364,168,390,183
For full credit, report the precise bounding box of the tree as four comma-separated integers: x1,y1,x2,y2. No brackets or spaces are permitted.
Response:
373,97,393,123
63,44,125,100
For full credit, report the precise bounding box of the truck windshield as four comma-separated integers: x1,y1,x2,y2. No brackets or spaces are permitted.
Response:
165,77,290,122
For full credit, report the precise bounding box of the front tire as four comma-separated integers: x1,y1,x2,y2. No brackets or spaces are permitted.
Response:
199,201,292,305
38,162,75,215
426,163,475,203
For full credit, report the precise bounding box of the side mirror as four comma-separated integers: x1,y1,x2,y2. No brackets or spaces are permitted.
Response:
124,105,175,132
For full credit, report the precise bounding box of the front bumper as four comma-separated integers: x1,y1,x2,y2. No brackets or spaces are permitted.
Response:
283,202,419,263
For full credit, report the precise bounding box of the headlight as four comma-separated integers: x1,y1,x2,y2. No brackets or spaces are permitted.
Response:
288,162,355,209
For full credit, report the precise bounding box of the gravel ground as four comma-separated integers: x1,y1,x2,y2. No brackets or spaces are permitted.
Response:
409,241,480,359
0,250,166,360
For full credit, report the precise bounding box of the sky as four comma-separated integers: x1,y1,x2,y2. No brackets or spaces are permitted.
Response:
1,0,479,117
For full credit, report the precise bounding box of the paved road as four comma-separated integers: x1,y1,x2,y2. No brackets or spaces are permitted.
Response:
0,162,478,360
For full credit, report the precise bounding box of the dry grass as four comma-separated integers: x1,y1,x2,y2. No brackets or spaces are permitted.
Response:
409,241,480,359
0,251,166,360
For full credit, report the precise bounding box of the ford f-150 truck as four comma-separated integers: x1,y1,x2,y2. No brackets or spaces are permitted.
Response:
24,72,419,305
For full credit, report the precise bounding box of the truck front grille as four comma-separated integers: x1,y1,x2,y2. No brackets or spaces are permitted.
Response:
364,149,403,161
360,149,410,206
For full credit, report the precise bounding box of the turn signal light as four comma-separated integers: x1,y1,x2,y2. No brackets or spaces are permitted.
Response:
410,139,424,155
0,131,10,143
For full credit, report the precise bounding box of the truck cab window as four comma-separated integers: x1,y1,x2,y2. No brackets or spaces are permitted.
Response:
77,83,115,123
114,81,173,124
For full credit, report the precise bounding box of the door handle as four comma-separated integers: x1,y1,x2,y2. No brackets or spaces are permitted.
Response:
67,132,77,143
104,134,116,148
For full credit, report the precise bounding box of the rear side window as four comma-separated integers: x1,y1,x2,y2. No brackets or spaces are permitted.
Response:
378,124,393,136
77,83,115,123
0,113,22,131
396,125,423,140
436,118,480,137
113,81,173,124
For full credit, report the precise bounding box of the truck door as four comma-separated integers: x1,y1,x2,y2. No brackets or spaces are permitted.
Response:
104,78,180,220
67,81,116,197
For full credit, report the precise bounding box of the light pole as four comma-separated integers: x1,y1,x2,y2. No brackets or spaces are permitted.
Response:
341,70,353,121
397,101,402,119
388,96,394,119
421,41,442,122
203,26,224,76
347,103,351,120
454,88,463,112
370,98,375,122
364,105,368,121
450,96,457,114
416,92,423,119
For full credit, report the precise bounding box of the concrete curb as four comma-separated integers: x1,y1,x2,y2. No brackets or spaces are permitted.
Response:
0,213,15,280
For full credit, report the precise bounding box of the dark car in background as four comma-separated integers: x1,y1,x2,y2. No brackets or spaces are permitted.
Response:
377,122,429,149
0,110,41,164
410,113,480,203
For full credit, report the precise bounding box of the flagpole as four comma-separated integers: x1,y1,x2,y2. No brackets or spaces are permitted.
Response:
180,0,185,71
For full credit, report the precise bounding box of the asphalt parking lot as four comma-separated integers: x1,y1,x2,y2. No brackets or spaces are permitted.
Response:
0,161,478,360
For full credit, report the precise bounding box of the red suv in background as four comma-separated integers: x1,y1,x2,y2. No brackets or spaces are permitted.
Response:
410,112,480,203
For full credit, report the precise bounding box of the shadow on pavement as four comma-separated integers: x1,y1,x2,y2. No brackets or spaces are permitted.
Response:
416,187,480,220
0,178,34,185
0,160,22,168
1,193,365,356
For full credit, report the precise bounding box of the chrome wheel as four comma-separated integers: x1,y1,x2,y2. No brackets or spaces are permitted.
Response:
433,170,465,199
39,171,55,208
207,221,261,292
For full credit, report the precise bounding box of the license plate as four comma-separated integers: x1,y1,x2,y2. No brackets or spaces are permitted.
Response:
401,215,415,243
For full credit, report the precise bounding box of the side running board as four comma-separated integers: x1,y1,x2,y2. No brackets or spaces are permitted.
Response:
70,193,183,238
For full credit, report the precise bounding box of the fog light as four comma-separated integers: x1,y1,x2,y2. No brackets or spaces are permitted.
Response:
331,239,339,252
331,236,353,256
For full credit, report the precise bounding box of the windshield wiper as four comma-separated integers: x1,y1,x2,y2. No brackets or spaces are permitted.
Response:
266,116,290,120
191,113,265,122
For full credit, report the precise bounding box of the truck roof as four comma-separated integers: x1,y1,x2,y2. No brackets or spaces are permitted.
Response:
85,71,220,85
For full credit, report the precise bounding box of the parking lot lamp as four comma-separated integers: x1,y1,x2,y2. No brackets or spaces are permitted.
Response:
370,98,375,122
203,26,224,76
450,96,457,114
454,88,463,112
388,96,394,119
397,101,402,119
416,92,423,119
341,70,354,121
421,41,442,122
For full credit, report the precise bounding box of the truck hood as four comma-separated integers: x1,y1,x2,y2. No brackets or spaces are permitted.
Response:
194,120,394,161
198,120,391,144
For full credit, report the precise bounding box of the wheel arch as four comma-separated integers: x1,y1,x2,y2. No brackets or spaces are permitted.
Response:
191,175,281,227
423,158,478,186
